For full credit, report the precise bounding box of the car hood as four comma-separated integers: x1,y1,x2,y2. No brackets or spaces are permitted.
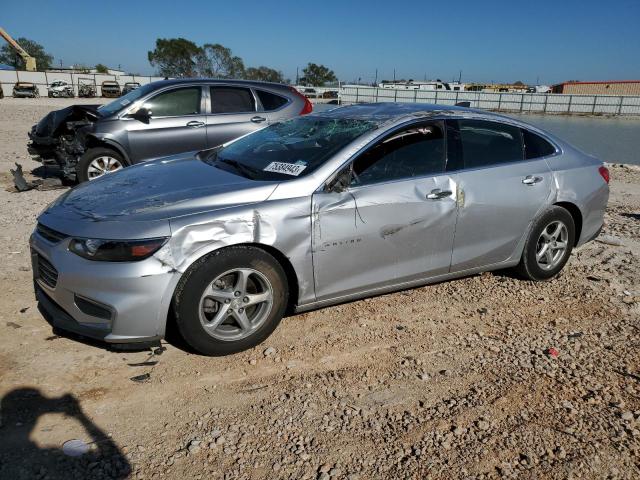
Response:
31,105,101,139
41,154,279,226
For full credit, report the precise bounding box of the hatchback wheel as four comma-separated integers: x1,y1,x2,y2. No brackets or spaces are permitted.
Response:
516,206,575,281
173,246,288,356
77,147,126,183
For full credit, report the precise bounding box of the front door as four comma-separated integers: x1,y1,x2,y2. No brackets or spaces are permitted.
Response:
447,119,554,272
126,86,207,162
312,121,458,301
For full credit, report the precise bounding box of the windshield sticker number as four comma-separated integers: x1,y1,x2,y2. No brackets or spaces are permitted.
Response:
264,162,307,176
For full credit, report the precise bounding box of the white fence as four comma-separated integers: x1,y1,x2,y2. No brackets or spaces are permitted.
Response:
0,70,167,97
339,86,640,116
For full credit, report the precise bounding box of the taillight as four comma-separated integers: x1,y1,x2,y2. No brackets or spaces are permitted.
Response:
290,87,313,115
598,166,610,184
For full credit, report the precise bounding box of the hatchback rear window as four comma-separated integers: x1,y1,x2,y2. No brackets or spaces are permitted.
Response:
256,90,289,111
210,86,255,114
522,129,556,159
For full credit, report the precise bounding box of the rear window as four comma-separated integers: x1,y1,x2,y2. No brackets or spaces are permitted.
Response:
256,90,289,111
457,119,523,169
210,86,255,114
522,129,556,159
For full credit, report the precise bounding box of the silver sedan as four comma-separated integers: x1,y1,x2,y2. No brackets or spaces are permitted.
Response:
30,103,609,355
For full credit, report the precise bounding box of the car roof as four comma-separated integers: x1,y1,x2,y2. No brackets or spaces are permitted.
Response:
149,78,291,91
315,102,493,122
315,102,547,130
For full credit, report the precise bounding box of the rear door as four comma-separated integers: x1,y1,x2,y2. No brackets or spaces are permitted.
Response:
312,121,458,300
206,86,265,148
126,86,207,162
447,119,553,272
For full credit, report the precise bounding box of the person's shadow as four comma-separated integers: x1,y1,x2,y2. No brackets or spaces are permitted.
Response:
0,388,131,479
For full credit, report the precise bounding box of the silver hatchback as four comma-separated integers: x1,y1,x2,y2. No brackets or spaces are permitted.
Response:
31,103,609,355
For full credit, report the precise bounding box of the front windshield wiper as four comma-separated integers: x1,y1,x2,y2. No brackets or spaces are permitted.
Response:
217,158,260,180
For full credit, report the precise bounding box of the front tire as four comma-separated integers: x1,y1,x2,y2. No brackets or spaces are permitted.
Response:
516,206,575,281
173,246,288,356
76,147,126,183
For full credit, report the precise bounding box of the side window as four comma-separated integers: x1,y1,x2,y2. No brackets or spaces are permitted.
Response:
256,90,288,111
457,119,523,169
210,87,255,114
351,123,445,186
144,87,201,117
522,129,556,159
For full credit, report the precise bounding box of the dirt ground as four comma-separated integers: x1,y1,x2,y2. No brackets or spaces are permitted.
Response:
0,97,638,480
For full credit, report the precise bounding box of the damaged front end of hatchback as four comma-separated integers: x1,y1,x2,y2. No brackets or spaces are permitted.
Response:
27,105,100,179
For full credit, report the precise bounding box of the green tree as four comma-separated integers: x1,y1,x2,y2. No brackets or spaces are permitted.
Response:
244,66,284,83
95,63,109,73
195,43,245,78
148,38,202,77
0,37,52,71
300,63,337,86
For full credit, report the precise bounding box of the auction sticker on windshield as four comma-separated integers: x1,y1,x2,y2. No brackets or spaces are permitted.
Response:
263,162,307,176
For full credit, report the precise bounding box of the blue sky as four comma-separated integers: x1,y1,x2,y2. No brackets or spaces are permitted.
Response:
4,0,640,84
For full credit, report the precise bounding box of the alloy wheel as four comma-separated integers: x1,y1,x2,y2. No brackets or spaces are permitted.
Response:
198,268,274,341
535,220,569,271
87,156,124,180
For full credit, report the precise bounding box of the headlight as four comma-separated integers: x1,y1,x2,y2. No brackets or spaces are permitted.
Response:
68,237,168,262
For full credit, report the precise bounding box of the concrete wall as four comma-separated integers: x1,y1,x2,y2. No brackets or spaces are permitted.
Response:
0,70,167,97
339,86,640,116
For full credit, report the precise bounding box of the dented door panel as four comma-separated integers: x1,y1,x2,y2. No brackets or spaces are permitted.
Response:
312,175,458,301
450,159,553,272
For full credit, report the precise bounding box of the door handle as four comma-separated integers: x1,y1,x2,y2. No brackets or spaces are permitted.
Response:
426,189,453,200
251,116,267,123
522,175,543,185
186,121,205,128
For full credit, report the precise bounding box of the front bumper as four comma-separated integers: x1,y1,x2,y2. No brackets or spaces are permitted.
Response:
31,229,180,344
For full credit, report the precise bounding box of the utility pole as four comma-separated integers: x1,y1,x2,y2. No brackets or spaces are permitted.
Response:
374,68,378,86
295,66,299,85
393,68,396,83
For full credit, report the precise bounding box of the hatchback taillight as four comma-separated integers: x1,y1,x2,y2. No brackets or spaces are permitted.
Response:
598,166,610,184
289,87,313,115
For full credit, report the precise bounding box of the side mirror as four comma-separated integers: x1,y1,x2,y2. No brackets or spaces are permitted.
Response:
131,107,152,122
327,165,352,193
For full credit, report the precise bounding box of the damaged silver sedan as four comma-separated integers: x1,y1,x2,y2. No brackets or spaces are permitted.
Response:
30,103,609,355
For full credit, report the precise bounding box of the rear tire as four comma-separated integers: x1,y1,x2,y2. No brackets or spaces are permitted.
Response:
76,147,126,183
173,247,288,356
516,206,575,281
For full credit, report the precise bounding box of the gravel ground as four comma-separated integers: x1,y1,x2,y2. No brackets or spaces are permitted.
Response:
0,98,638,480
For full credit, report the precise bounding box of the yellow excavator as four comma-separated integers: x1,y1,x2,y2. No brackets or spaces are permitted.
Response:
0,27,37,71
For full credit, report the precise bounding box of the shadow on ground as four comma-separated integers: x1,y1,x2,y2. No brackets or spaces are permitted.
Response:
0,387,130,479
